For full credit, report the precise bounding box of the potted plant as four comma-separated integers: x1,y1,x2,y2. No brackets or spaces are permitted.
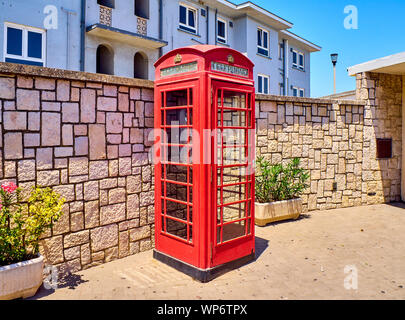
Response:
255,157,309,226
0,182,65,300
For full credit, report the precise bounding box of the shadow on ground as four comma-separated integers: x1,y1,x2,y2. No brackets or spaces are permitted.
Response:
29,272,88,300
387,202,405,210
254,236,269,260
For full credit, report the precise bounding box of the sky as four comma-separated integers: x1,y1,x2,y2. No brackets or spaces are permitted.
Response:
234,0,405,97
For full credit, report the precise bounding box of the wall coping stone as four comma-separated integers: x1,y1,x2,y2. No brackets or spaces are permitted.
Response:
255,93,366,106
0,62,154,88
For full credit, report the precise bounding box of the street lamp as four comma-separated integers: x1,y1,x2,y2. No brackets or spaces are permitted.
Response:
331,53,338,94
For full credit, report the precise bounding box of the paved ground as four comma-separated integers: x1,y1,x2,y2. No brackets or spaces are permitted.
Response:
34,203,405,300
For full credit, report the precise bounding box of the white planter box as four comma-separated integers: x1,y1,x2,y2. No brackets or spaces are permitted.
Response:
255,198,302,226
0,255,44,300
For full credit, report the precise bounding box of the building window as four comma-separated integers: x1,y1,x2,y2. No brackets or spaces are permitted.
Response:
4,23,46,67
292,49,304,71
257,27,269,57
134,51,148,80
179,4,197,34
376,138,392,159
98,0,115,8
217,18,227,44
258,74,269,94
279,83,284,95
279,43,284,60
135,0,149,19
292,87,305,97
96,44,114,75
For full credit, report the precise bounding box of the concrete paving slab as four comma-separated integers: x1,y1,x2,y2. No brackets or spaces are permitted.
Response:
33,203,405,300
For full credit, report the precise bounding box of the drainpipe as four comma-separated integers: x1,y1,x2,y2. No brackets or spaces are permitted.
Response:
214,9,217,45
284,39,289,96
206,6,209,44
80,0,86,71
282,39,287,95
159,0,163,57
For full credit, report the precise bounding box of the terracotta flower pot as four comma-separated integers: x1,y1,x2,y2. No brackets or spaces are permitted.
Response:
0,255,44,300
255,198,302,226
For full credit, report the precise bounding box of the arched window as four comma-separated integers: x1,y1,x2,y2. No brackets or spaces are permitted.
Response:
98,0,115,8
96,45,114,75
134,52,148,79
135,0,149,19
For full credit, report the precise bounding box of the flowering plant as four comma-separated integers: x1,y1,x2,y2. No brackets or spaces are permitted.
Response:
0,182,65,266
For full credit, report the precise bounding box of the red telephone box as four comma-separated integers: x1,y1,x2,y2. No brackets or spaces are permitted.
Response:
153,45,255,282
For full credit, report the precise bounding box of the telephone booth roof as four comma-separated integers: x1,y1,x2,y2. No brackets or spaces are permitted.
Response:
154,45,255,82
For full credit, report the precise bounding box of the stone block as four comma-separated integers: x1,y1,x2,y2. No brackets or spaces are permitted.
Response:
42,113,61,146
17,160,36,182
97,97,117,111
127,194,140,218
55,147,73,157
84,180,99,201
75,137,89,156
106,113,123,134
62,125,74,146
69,157,89,176
85,200,99,228
118,93,129,112
42,102,61,112
39,236,64,265
37,170,60,186
35,77,55,90
89,160,109,179
119,144,132,157
89,124,106,160
4,133,23,159
16,89,39,110
108,188,126,204
57,80,70,101
119,157,132,176
3,112,27,130
63,230,90,248
53,184,75,202
129,226,150,242
81,89,96,123
62,103,79,123
28,112,40,131
100,202,126,225
74,125,87,136
90,224,118,251
104,85,117,97
0,77,15,99
81,244,91,265
24,133,40,147
71,212,84,232
64,246,81,260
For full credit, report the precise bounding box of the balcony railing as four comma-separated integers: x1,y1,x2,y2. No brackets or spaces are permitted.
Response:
137,17,147,36
99,5,112,26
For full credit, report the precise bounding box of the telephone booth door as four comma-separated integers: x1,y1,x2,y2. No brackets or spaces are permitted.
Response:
155,80,200,267
211,80,255,267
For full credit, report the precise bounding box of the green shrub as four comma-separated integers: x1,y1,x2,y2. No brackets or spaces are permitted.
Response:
255,157,310,203
0,182,65,266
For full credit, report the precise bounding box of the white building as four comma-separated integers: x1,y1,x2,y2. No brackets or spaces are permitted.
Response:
0,0,321,96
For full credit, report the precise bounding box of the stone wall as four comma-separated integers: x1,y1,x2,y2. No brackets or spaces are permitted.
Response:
0,63,156,273
0,62,402,273
356,72,402,203
255,90,401,212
